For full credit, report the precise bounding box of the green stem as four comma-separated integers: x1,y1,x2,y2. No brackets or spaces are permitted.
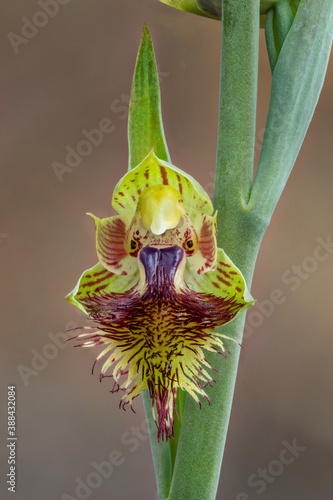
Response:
143,392,172,499
215,0,259,209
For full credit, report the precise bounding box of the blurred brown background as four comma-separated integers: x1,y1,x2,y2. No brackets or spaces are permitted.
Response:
1,1,332,499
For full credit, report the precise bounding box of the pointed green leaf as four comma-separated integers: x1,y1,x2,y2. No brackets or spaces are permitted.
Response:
128,25,170,171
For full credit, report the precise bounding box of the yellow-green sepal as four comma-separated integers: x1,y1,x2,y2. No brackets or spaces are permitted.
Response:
185,247,254,320
65,262,139,314
113,150,213,218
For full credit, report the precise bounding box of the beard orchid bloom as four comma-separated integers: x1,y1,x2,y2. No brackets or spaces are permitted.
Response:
66,151,253,442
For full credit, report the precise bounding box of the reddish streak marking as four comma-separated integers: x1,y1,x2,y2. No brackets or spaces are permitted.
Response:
235,286,242,293
82,274,112,289
93,269,109,277
176,174,183,195
219,261,231,268
217,268,230,279
98,246,115,261
144,171,149,179
216,275,231,287
159,165,169,185
229,271,237,275
212,282,220,289
118,202,125,209
132,195,136,202
137,189,141,195
118,192,125,197
85,274,92,278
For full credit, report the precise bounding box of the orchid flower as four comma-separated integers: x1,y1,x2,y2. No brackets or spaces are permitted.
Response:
66,150,253,442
